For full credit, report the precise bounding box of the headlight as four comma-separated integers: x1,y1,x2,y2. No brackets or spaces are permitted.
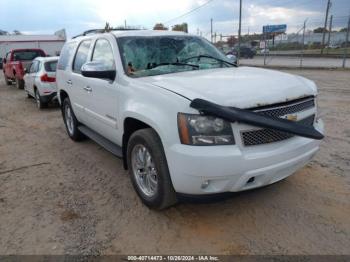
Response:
177,113,235,145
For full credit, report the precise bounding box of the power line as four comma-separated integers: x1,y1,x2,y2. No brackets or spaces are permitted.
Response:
163,0,215,25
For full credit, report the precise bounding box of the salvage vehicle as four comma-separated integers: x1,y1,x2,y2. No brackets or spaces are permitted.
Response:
24,56,59,109
2,48,46,89
56,29,324,209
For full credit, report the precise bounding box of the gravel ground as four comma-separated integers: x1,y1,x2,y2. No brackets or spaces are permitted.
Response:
0,70,349,255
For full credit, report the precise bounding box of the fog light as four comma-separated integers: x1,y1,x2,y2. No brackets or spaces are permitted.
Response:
201,180,210,189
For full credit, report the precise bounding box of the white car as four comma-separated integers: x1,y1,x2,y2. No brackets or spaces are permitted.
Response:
24,56,59,109
56,30,324,209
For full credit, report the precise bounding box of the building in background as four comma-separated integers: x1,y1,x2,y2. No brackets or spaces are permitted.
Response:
0,29,66,58
268,32,348,47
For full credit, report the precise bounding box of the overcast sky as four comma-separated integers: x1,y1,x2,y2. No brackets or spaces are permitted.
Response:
0,0,349,38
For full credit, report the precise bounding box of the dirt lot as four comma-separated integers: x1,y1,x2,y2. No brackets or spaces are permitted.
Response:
0,70,349,255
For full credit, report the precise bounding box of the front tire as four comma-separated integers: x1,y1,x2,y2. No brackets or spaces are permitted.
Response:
127,128,177,210
62,97,85,141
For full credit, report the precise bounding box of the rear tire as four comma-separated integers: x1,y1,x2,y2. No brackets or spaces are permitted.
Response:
35,89,48,109
15,78,24,89
62,97,85,141
127,128,177,210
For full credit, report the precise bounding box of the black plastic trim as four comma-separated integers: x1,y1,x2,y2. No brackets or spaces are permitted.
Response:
190,98,324,140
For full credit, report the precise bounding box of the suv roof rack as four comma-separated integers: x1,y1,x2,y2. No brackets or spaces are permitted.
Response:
72,27,143,39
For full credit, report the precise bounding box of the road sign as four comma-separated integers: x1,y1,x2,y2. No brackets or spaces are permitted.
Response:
263,24,287,34
275,34,288,41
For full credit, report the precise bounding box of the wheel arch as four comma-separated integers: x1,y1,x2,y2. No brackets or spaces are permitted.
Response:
122,117,163,170
59,90,69,106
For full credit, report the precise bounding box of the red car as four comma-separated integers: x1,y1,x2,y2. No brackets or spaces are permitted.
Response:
2,48,46,89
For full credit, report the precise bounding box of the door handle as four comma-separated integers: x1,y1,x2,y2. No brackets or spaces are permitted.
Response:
66,80,72,85
83,86,92,92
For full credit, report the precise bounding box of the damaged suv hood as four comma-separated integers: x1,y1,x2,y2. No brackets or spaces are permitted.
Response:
141,67,317,108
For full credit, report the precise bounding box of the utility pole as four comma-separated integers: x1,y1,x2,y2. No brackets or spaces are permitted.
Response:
321,0,331,54
263,31,267,66
210,18,213,42
237,0,242,63
124,20,127,29
214,32,217,43
342,14,350,68
326,15,333,54
300,19,307,68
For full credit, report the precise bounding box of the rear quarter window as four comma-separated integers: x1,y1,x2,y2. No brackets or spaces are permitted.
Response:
57,42,76,71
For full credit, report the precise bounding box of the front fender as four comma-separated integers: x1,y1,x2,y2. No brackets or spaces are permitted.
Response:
118,81,193,148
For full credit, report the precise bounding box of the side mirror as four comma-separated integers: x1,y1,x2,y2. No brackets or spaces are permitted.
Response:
81,61,116,81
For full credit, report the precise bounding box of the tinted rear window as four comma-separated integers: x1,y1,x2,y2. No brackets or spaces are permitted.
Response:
45,61,58,72
13,50,45,61
57,42,76,70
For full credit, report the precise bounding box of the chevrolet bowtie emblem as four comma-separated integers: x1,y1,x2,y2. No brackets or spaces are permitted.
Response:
286,114,298,121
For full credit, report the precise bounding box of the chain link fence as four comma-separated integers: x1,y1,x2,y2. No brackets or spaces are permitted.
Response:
216,15,350,69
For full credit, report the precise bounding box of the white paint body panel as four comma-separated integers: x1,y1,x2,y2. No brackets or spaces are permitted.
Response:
56,31,323,195
141,67,317,108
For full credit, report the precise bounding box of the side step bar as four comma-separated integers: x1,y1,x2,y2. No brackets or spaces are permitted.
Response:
78,125,123,158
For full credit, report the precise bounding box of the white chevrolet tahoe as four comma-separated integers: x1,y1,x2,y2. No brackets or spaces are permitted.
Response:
56,30,324,209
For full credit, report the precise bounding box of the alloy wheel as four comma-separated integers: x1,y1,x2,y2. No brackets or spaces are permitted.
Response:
131,144,158,197
64,104,74,135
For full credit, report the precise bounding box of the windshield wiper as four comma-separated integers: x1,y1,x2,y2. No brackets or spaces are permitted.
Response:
150,62,199,69
181,54,237,67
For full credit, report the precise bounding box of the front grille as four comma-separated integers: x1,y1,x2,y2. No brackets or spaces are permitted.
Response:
242,115,315,146
241,97,315,147
253,97,315,118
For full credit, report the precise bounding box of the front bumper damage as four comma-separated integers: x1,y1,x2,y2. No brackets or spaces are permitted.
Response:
166,97,324,195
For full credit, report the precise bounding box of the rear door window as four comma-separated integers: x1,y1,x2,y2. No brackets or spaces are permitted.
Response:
73,40,92,73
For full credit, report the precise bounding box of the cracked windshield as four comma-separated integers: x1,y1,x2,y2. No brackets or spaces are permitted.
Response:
118,35,235,77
